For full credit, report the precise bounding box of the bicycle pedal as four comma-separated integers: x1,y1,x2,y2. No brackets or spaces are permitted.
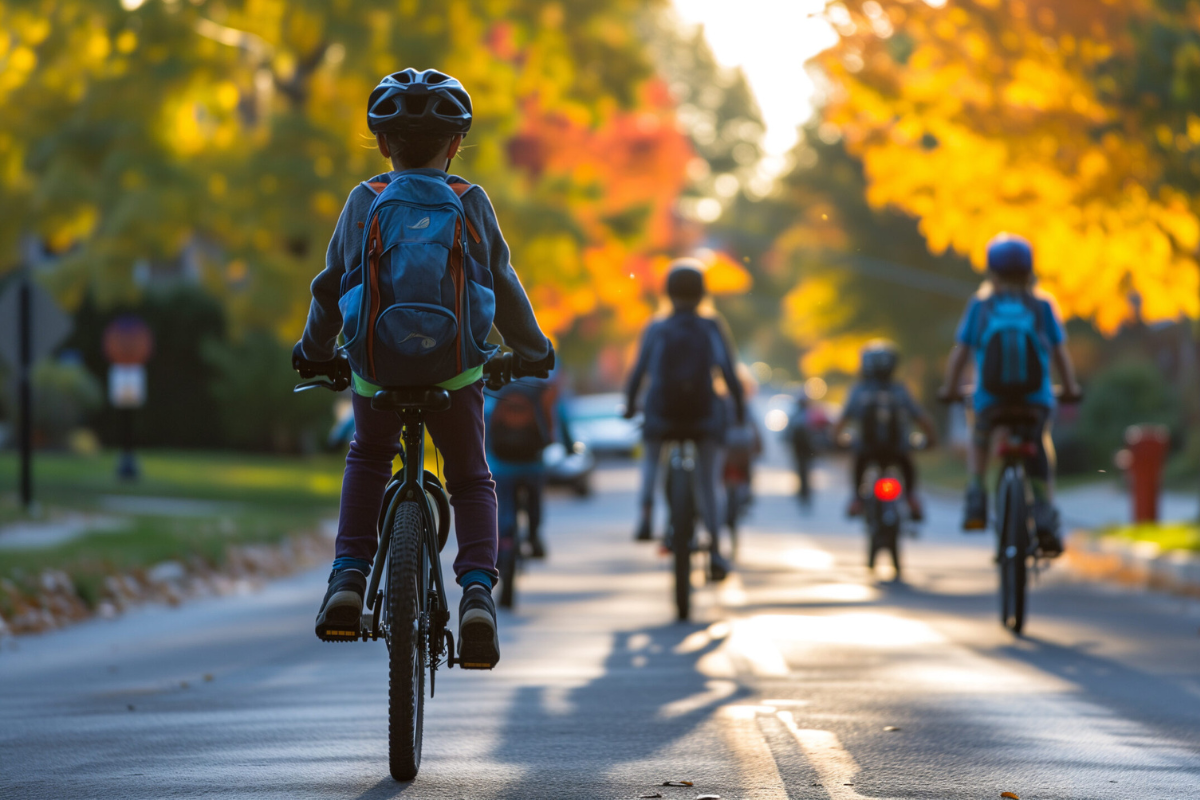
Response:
457,662,495,670
316,629,360,642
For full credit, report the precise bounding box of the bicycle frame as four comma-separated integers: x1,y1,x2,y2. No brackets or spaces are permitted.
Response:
366,408,453,668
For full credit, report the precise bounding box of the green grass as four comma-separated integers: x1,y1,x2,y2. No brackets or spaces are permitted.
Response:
0,449,346,615
1102,522,1200,553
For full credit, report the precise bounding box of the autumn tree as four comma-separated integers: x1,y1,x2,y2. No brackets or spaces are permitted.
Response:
0,0,697,353
816,0,1200,333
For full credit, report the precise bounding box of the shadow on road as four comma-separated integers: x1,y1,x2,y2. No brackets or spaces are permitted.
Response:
485,620,744,798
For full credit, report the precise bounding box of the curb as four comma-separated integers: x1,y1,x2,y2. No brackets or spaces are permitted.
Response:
1064,530,1200,598
0,524,335,637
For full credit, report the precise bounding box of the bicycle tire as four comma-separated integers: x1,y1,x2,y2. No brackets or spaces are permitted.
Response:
388,501,427,782
887,524,901,578
668,464,694,622
725,484,739,561
998,476,1028,634
498,538,517,610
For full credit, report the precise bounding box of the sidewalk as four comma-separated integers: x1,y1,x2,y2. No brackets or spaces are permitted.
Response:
1057,481,1195,529
1058,482,1200,598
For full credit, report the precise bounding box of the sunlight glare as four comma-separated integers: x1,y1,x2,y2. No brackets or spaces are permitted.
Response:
673,0,838,158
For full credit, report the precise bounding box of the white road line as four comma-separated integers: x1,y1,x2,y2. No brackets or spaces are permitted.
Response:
777,711,875,800
718,705,790,800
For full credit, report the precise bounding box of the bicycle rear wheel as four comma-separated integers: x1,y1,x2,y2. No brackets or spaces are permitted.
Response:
388,501,427,781
998,476,1028,634
668,465,695,622
725,484,739,561
498,537,517,610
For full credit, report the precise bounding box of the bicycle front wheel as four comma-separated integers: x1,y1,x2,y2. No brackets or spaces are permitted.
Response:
725,484,739,560
668,465,694,622
388,501,427,781
998,476,1028,634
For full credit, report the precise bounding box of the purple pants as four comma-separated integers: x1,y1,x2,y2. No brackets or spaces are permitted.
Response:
336,383,498,583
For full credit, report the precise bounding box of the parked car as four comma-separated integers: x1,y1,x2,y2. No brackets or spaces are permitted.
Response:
543,441,596,496
564,392,641,458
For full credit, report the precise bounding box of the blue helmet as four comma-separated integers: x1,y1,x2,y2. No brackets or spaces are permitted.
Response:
367,69,472,135
986,233,1033,275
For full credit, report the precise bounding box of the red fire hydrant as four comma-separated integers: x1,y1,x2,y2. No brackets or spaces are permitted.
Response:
1114,425,1170,523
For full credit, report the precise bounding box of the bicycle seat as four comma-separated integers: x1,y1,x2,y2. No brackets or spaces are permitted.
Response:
990,407,1043,427
371,387,452,413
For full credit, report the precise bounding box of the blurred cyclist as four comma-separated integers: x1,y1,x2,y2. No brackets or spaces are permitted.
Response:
786,393,815,505
720,364,762,530
937,233,1081,555
833,340,937,521
624,259,744,579
484,372,564,562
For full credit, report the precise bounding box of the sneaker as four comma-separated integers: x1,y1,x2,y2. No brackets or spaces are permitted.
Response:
634,519,653,542
846,496,865,518
907,494,925,522
457,584,500,669
315,569,366,641
1032,501,1064,558
709,549,732,582
527,537,547,559
963,485,987,531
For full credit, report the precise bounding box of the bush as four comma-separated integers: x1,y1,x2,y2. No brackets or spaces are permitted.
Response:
1075,360,1180,466
31,356,103,447
202,331,335,452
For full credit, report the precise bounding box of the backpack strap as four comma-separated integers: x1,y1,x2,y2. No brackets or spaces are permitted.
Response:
448,181,482,244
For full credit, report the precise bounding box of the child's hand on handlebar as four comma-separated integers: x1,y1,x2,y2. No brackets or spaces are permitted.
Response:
292,342,351,389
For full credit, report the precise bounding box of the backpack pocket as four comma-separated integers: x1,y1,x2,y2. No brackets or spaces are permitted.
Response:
372,303,459,385
339,284,364,347
464,253,496,348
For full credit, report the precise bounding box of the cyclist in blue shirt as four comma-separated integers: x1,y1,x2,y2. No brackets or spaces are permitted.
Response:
937,234,1081,555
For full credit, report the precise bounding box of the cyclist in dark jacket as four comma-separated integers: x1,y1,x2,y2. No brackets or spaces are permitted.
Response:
624,260,744,579
833,340,937,521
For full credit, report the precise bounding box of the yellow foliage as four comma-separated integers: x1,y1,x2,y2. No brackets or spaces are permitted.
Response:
818,0,1200,332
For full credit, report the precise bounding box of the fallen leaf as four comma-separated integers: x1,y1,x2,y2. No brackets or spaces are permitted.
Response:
1001,793,1020,799
662,781,694,787
883,726,900,732
203,673,214,682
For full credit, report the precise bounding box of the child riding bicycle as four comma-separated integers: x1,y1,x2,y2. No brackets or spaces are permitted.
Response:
292,69,554,667
937,233,1082,556
833,340,937,522
623,260,744,580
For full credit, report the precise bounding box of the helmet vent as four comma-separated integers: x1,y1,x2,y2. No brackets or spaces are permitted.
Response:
405,95,429,115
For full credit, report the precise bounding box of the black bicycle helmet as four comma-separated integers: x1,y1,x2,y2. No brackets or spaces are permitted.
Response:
860,339,899,381
986,233,1033,275
367,69,473,135
665,258,706,301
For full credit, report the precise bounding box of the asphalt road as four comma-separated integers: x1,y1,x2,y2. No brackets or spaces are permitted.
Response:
3,460,1200,799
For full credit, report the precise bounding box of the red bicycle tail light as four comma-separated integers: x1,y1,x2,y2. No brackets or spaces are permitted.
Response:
874,477,903,502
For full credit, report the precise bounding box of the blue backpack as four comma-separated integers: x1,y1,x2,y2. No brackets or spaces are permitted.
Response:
339,174,497,387
976,293,1047,400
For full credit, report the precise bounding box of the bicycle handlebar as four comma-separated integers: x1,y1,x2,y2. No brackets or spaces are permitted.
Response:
937,385,1083,405
293,348,352,393
482,352,551,391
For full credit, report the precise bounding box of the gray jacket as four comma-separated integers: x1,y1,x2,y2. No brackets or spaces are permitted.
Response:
300,168,552,365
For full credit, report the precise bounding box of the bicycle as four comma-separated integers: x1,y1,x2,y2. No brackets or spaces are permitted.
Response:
497,478,539,610
295,349,524,781
664,438,726,622
941,389,1080,634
